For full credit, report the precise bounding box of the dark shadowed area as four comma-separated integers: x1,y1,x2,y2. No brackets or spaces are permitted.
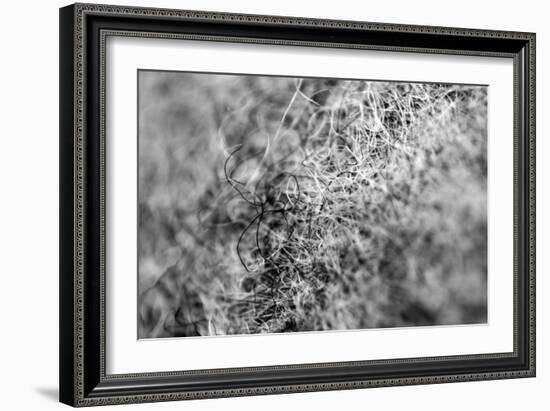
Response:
138,70,487,338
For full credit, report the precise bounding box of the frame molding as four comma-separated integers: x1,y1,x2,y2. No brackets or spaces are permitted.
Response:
60,3,535,407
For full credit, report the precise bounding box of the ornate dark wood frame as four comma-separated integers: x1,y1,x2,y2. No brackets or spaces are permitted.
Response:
59,2,536,407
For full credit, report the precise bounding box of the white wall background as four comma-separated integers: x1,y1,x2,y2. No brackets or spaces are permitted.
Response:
0,0,546,409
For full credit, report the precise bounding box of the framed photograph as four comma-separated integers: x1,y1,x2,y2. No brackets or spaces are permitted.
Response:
59,3,536,407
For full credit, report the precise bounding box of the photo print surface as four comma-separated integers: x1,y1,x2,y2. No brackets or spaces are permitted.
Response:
137,70,488,339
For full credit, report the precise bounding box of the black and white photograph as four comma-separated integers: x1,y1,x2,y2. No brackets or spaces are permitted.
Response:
51,1,537,408
137,71,488,339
